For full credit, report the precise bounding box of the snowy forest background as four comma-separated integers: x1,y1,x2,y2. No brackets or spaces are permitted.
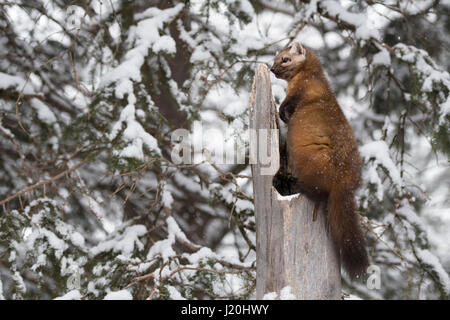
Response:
0,0,449,300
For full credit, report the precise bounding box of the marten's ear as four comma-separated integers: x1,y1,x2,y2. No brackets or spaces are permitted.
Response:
290,42,306,56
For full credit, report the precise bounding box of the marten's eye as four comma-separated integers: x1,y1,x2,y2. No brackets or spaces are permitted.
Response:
282,57,290,63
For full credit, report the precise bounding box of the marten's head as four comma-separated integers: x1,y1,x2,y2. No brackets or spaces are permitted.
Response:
270,42,312,81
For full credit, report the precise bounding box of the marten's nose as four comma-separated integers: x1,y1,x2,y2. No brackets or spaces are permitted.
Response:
270,67,275,73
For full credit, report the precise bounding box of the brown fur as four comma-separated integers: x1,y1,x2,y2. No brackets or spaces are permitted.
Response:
271,42,369,279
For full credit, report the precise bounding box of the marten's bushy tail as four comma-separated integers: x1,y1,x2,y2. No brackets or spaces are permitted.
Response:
328,187,369,279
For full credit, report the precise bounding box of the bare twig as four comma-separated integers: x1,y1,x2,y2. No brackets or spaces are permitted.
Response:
0,149,103,208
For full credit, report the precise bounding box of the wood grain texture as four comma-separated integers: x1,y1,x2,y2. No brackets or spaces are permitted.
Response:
250,64,341,300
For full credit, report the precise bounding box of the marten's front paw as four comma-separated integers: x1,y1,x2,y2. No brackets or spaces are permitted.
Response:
279,101,295,123
273,172,300,196
279,104,289,123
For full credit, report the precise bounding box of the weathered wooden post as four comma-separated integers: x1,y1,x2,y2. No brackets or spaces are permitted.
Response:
250,64,341,300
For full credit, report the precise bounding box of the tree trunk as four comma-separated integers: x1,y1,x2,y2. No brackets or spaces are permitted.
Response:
250,64,342,300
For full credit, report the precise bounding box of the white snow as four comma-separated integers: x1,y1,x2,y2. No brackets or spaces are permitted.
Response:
54,289,82,300
360,140,403,188
162,184,174,209
398,0,436,15
101,4,184,89
262,291,278,300
186,247,215,265
397,200,425,231
0,123,13,138
81,195,105,221
103,289,133,300
147,236,176,261
191,47,212,62
110,104,161,159
100,4,181,161
365,164,384,201
279,286,296,300
30,98,57,125
261,286,297,299
70,232,85,247
26,228,68,259
12,271,26,295
440,97,450,125
276,192,300,201
91,225,147,256
394,43,450,123
344,293,362,300
416,249,450,294
321,0,380,41
147,217,198,262
166,216,188,242
372,49,391,66
0,72,34,94
167,285,186,300
0,277,4,300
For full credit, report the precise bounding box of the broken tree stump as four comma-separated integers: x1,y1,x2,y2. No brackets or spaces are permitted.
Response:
250,64,341,300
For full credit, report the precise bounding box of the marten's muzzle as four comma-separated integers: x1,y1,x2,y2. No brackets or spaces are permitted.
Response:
270,65,281,78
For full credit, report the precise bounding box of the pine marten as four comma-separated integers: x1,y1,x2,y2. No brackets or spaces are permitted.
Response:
270,42,369,279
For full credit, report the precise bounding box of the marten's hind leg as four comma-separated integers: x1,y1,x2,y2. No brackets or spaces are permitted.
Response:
295,180,326,222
